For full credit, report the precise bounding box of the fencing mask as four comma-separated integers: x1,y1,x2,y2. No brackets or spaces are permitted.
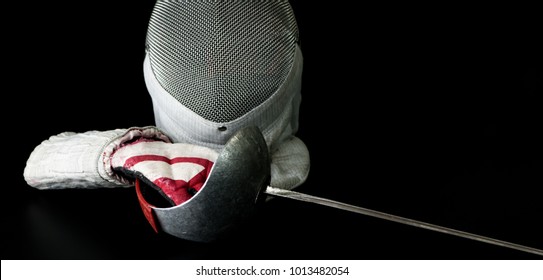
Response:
138,1,310,241
143,0,309,191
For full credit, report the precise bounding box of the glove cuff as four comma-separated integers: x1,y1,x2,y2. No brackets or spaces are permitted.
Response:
101,126,171,185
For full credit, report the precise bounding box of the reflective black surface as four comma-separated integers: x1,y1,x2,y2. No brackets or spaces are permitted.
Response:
4,1,542,259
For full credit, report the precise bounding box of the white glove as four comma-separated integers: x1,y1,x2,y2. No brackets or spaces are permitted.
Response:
110,140,218,206
23,126,171,190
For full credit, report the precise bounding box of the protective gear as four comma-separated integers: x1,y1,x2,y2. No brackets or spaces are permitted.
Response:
144,0,309,190
23,127,170,190
111,139,218,206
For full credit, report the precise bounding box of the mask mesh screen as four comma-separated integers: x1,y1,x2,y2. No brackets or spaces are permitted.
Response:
146,1,298,123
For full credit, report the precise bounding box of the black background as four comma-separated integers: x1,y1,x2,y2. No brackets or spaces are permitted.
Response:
3,1,542,260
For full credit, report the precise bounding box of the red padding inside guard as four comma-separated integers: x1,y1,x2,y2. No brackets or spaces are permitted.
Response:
135,178,159,233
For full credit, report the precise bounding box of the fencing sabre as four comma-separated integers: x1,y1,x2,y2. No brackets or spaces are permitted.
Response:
255,127,543,256
137,126,543,256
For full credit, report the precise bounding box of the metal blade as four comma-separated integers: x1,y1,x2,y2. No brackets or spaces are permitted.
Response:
265,186,543,257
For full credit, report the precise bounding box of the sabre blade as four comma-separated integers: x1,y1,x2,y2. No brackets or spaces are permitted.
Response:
264,186,543,257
